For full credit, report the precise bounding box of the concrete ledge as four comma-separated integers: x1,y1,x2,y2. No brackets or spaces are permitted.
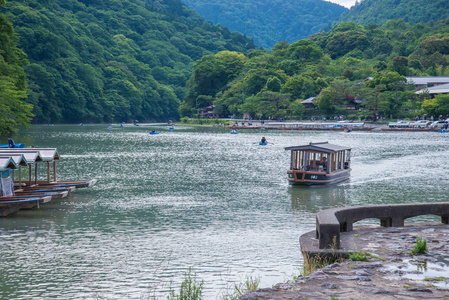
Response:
315,202,449,249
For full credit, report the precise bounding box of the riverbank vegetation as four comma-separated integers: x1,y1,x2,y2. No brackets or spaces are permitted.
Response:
181,19,449,121
181,0,347,49
0,1,33,134
338,0,449,27
0,0,255,127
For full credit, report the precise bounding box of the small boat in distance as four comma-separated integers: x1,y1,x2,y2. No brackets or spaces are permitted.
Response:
0,143,25,148
285,142,351,186
230,130,238,134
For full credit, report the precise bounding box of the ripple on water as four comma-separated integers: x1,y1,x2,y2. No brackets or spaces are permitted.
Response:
2,125,449,298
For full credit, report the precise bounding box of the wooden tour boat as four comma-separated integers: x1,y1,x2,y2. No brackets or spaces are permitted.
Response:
285,142,352,185
0,147,97,216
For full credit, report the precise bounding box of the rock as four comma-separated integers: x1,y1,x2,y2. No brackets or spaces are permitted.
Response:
336,275,371,281
352,263,383,269
353,270,373,276
321,282,338,289
361,287,390,294
405,287,433,293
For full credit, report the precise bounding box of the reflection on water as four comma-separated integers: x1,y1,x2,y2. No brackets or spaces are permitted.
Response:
289,185,349,213
1,125,449,298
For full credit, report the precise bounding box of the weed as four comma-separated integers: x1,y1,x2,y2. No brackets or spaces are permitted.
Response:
423,276,449,282
301,253,339,276
330,294,339,300
220,275,260,300
167,267,204,300
410,237,428,255
403,285,413,289
349,251,369,262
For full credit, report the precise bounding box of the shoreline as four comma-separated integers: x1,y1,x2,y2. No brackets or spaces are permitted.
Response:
239,222,449,299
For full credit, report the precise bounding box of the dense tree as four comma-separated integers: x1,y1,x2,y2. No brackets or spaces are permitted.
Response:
181,0,347,48
181,18,449,120
422,94,449,116
338,0,449,27
0,13,33,134
0,0,256,123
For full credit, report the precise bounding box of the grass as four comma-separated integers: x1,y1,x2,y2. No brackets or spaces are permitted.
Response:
167,267,204,300
349,251,369,262
410,237,428,255
423,276,449,282
220,275,260,300
301,253,340,276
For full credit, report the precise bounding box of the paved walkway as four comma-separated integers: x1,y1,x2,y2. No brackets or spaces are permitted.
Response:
239,222,449,299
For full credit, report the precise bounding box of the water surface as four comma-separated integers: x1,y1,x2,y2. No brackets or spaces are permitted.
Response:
1,124,448,299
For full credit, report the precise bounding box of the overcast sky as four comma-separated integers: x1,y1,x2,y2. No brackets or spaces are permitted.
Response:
329,0,357,8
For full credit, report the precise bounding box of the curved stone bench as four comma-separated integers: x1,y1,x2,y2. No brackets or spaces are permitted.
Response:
316,202,449,249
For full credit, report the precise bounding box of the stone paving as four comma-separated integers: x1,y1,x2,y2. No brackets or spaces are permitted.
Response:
239,222,449,299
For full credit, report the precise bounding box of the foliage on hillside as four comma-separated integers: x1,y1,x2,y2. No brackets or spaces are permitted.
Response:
180,19,449,120
0,0,256,123
0,11,33,134
338,0,449,26
181,0,347,49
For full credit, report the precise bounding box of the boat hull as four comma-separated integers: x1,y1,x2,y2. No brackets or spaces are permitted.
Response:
0,143,25,148
287,169,351,186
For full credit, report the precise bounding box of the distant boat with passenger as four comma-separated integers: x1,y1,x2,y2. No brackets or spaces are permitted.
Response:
0,143,25,148
285,142,351,186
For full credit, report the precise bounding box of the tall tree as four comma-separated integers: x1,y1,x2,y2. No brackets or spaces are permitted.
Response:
0,13,33,134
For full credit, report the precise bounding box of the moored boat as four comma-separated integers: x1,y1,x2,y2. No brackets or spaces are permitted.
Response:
25,179,97,189
0,196,51,216
285,142,352,186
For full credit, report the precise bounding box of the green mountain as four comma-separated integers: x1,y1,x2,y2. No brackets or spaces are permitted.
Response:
0,13,33,134
180,19,449,120
180,0,347,49
0,0,256,123
338,0,449,26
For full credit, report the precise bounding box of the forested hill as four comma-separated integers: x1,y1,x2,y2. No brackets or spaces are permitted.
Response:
180,0,347,49
338,0,449,26
0,0,256,123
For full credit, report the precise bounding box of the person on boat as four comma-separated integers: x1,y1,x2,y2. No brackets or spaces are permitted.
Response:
261,137,267,143
151,130,156,133
320,156,327,170
7,137,15,148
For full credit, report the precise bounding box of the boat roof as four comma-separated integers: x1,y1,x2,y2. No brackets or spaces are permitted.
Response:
285,142,351,153
0,154,28,166
0,148,59,162
0,157,18,171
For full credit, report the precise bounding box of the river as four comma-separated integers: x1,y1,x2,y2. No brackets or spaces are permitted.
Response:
1,124,448,299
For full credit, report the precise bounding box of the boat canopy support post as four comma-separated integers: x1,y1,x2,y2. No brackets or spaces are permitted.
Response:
28,164,32,186
34,163,37,185
47,161,50,183
53,161,57,182
19,166,22,189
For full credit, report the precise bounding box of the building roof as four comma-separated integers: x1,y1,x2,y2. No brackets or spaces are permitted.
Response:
415,82,449,95
406,77,449,86
301,97,316,104
285,142,351,153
